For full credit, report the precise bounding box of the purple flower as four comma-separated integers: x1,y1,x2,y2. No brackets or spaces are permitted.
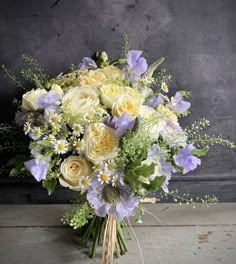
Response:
36,91,62,110
159,159,176,192
174,145,201,174
24,158,48,182
78,57,97,69
166,92,191,113
147,93,164,108
87,176,139,220
125,50,148,81
104,113,135,137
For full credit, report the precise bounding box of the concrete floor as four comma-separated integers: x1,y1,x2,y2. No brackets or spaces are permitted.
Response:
0,203,235,264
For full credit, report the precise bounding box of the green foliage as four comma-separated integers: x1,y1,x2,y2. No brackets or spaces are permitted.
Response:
191,146,209,157
2,65,26,91
42,178,57,195
62,201,94,230
8,155,28,177
120,34,129,59
185,118,210,136
143,57,165,79
147,176,165,191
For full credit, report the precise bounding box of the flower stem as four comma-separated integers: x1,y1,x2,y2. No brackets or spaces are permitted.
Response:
117,222,128,252
90,217,102,259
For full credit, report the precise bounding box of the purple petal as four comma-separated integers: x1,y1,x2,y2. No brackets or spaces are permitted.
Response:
36,91,62,109
132,57,148,75
167,92,191,113
78,57,97,69
24,159,48,182
147,93,164,108
127,50,142,67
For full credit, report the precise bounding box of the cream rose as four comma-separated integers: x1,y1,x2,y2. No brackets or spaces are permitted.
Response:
112,94,141,119
139,105,165,140
22,89,47,111
74,69,107,88
82,123,119,163
99,65,124,80
51,84,64,96
59,155,93,190
100,84,144,109
62,85,99,122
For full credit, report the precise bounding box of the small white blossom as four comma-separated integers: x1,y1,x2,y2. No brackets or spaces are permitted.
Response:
79,176,91,192
97,171,111,184
111,174,119,187
72,123,84,136
54,139,69,154
92,162,104,172
23,122,31,135
43,134,56,144
30,127,42,140
161,82,168,93
48,113,62,125
83,112,95,123
104,160,116,172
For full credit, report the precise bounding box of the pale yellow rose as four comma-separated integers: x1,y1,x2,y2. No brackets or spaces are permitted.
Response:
59,155,93,190
112,95,141,119
139,105,165,140
74,69,107,88
62,85,99,123
22,89,47,111
100,84,144,109
99,65,124,80
51,84,64,96
82,123,119,163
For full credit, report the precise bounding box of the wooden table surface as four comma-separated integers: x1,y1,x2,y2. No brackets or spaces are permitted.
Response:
0,203,235,264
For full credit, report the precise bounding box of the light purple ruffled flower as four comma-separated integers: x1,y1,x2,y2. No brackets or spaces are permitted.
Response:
147,93,164,108
78,57,97,69
174,144,201,174
166,92,191,113
36,91,62,113
87,175,139,220
159,159,176,192
124,50,148,81
24,158,48,182
104,113,135,137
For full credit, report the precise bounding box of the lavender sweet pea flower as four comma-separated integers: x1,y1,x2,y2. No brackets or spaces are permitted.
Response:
24,159,48,182
174,145,201,174
87,176,139,220
125,50,148,81
147,93,164,108
78,57,97,69
160,159,176,192
167,92,191,113
104,113,135,137
36,91,62,110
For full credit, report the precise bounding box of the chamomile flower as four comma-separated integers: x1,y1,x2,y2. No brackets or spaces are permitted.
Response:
83,112,95,123
161,82,169,93
72,123,84,136
54,139,69,154
104,160,116,172
48,112,62,125
92,162,104,172
97,171,111,184
72,139,82,153
94,106,106,117
111,174,119,187
79,176,91,192
43,134,56,144
30,127,42,140
23,122,31,135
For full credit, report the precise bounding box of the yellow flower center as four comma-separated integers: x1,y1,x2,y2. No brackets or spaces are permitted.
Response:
86,114,94,120
107,164,114,171
101,173,108,182
58,143,65,151
52,116,60,123
81,178,89,186
95,163,102,170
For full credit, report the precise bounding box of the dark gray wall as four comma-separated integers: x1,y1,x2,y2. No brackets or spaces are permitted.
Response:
0,0,236,203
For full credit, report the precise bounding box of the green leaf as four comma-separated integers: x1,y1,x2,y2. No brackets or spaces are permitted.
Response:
8,155,28,169
191,146,209,157
143,57,165,78
147,176,165,191
133,162,155,178
42,179,57,196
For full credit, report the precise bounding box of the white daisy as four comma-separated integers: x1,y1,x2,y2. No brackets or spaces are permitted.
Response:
97,171,111,184
30,127,42,140
43,134,56,144
83,112,95,123
72,139,82,153
161,82,169,93
92,162,104,172
54,139,69,154
111,174,119,187
104,160,116,172
48,113,62,125
23,122,31,135
79,176,91,192
72,123,84,136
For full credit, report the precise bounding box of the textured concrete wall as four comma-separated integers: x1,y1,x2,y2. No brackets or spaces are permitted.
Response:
0,0,236,202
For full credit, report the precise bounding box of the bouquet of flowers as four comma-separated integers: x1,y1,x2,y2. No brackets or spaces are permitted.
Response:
2,38,235,263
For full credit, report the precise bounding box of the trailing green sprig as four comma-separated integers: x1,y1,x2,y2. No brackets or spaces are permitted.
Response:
185,118,210,136
161,189,219,208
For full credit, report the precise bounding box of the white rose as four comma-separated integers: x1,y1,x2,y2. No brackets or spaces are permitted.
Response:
139,105,165,140
59,155,93,190
82,123,119,163
22,89,47,111
62,85,99,123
